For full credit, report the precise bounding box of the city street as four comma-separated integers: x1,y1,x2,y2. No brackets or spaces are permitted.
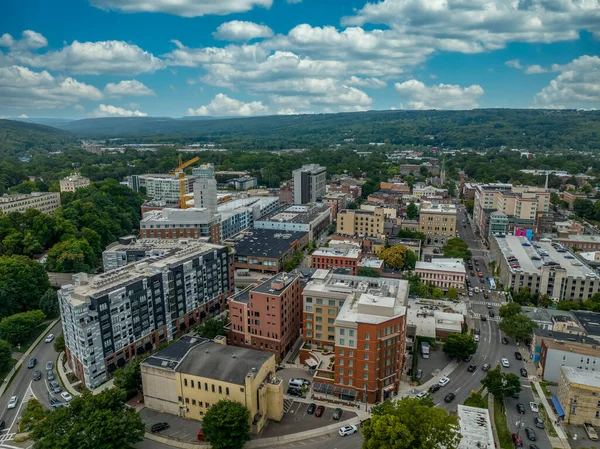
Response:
0,322,62,446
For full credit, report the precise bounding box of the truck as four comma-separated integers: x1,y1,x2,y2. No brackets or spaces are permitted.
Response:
584,422,599,441
420,342,430,359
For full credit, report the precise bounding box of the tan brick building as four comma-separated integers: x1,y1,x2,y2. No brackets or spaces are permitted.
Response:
557,366,600,426
337,208,385,238
418,201,457,243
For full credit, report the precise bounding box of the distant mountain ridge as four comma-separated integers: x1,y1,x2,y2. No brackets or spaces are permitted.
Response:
0,119,75,156
14,117,74,127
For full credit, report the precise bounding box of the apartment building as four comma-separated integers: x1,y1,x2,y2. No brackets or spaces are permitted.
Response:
228,176,258,191
58,240,233,389
128,174,196,203
140,208,221,242
141,335,283,434
360,202,397,219
59,173,90,192
228,273,301,361
0,192,60,214
254,204,331,241
293,164,326,204
539,338,600,382
321,192,350,219
490,235,600,301
337,208,385,238
418,201,457,242
328,183,361,200
563,191,588,210
311,247,362,275
415,258,466,291
557,366,600,426
191,163,215,180
301,270,408,403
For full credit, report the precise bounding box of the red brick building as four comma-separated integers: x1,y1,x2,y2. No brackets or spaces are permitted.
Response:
310,247,362,275
328,184,362,200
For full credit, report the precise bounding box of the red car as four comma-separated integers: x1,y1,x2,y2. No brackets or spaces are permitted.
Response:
315,405,325,417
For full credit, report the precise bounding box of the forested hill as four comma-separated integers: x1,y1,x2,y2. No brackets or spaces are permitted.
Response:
0,119,76,156
55,109,600,151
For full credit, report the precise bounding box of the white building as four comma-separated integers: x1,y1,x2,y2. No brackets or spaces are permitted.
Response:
128,174,196,204
293,164,326,204
254,204,331,240
414,258,466,291
60,173,91,192
457,405,495,449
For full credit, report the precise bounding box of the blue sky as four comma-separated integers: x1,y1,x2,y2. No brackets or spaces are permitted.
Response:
1,0,599,119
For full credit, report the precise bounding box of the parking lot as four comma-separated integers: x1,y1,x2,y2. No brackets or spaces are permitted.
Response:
416,343,451,384
260,401,358,438
140,407,201,443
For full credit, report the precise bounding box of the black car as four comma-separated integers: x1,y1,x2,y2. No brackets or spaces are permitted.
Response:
464,355,473,362
444,393,456,403
49,398,64,408
517,403,526,414
287,388,304,398
151,422,170,433
474,328,480,335
332,408,343,420
480,315,487,321
479,278,485,283
502,337,509,345
529,445,539,449
27,357,36,369
534,417,544,429
489,311,495,317
33,370,42,381
515,351,523,360
0,421,4,431
520,368,528,377
429,384,441,393
307,403,316,415
467,364,476,372
524,427,536,441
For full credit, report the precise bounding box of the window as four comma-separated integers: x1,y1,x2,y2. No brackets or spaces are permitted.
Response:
212,384,215,393
205,383,208,390
364,354,369,360
365,332,370,340
219,386,222,394
192,399,196,405
329,300,335,306
340,338,345,345
339,368,344,374
339,358,344,365
349,330,354,337
349,340,354,346
316,298,323,305
363,373,368,379
364,363,369,370
184,379,188,387
365,343,370,350
305,306,313,312
226,387,229,395
185,398,189,404
328,309,335,315
316,308,322,314
339,349,344,355
191,380,194,388
340,329,345,336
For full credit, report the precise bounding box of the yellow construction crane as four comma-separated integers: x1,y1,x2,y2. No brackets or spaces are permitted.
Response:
170,155,199,209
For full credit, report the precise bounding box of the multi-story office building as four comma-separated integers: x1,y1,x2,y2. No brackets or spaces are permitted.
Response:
311,247,362,275
228,176,258,191
562,191,588,210
228,273,301,361
337,208,385,238
128,174,196,203
0,192,60,214
58,240,233,389
254,204,331,241
490,235,600,301
415,258,466,291
293,164,326,204
418,201,457,243
557,367,600,426
59,173,91,192
140,208,221,242
301,270,408,403
141,335,283,434
191,163,215,180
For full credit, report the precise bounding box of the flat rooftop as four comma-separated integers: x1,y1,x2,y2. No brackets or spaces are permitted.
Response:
415,259,466,274
561,366,600,389
257,204,330,224
572,311,600,336
335,286,407,326
533,327,599,345
252,273,298,295
457,405,494,449
419,203,456,214
233,229,307,259
556,234,600,244
494,235,599,280
140,208,216,224
0,192,58,203
312,247,361,259
217,196,278,213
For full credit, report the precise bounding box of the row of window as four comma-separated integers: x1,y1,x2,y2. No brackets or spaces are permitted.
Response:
183,378,231,396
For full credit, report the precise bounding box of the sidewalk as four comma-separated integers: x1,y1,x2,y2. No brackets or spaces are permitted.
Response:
396,359,460,397
532,381,571,449
0,318,59,398
488,393,500,447
57,351,115,396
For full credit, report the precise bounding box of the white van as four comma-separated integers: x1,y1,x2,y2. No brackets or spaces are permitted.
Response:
288,378,308,389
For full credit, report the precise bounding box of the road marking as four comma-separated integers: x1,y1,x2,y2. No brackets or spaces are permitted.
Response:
455,387,461,392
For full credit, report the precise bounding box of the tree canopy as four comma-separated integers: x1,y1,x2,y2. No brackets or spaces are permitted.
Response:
0,256,50,319
406,202,418,220
202,399,251,449
443,238,472,261
362,397,460,449
0,310,46,346
443,333,477,360
498,313,537,341
113,355,148,399
498,302,522,318
380,245,416,270
480,366,522,400
0,339,12,372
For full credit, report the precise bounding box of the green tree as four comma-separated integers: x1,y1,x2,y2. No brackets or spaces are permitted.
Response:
196,316,228,340
362,397,460,449
512,287,532,305
498,313,536,341
19,398,46,432
404,249,418,270
358,267,381,278
443,333,477,360
538,294,553,308
380,245,409,270
0,255,50,318
465,199,474,215
443,238,472,261
113,355,147,399
53,333,65,353
406,201,418,220
573,198,594,219
498,302,521,318
31,389,144,449
0,339,12,372
39,288,60,319
432,288,444,299
0,310,46,346
202,399,251,449
46,238,97,273
396,229,426,243
446,287,459,301
463,392,486,408
480,366,521,400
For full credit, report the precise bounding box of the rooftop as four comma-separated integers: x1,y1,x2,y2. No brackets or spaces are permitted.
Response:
572,311,600,336
140,208,217,224
556,234,600,244
143,335,273,385
312,247,361,259
523,307,577,325
0,192,58,203
233,229,308,259
252,272,299,295
257,204,331,224
217,196,279,213
335,285,407,326
419,202,457,214
457,405,495,449
415,258,466,274
533,328,599,345
543,338,600,357
561,366,600,389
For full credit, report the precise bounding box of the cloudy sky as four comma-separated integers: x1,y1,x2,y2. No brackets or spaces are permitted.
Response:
1,0,599,119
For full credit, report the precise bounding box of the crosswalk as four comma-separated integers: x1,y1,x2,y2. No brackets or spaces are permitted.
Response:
0,383,37,448
471,301,505,307
472,313,499,322
283,398,294,413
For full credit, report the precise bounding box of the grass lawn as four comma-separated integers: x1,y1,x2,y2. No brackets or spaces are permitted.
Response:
0,358,18,382
538,403,558,438
494,398,514,449
13,321,52,354
538,380,553,398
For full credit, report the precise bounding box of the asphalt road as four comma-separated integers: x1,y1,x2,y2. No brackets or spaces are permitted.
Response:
0,321,62,445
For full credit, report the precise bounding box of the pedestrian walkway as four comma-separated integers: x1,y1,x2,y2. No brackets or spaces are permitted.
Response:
396,359,460,397
532,381,571,449
471,301,506,306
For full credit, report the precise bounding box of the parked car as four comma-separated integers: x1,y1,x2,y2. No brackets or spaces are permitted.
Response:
416,391,429,399
584,422,599,441
534,417,544,429
525,427,536,441
61,392,73,402
502,337,509,345
444,393,456,403
464,355,473,362
474,334,480,342
44,333,55,343
339,425,358,437
416,369,423,380
47,370,55,381
520,368,528,377
27,357,36,369
315,406,325,417
46,361,53,371
486,303,492,308
33,370,42,381
429,384,441,393
332,408,343,420
529,402,539,413
49,380,61,393
515,351,523,360
529,445,540,449
7,396,18,410
480,315,487,321
482,363,491,371
307,403,316,415
516,403,526,414
474,328,480,335
151,422,169,433
286,388,304,398
438,377,450,387
49,398,64,408
511,433,523,448
467,364,477,372
0,420,4,431
197,430,205,441
488,311,495,317
479,277,485,283
483,291,489,299
501,358,510,368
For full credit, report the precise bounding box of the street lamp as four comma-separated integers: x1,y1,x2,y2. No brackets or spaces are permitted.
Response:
515,418,525,444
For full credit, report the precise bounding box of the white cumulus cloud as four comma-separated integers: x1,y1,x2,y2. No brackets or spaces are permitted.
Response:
90,0,273,17
0,30,47,50
94,104,148,117
187,93,268,117
104,79,155,96
505,59,522,69
213,21,274,41
345,76,386,88
394,80,484,110
524,65,548,74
